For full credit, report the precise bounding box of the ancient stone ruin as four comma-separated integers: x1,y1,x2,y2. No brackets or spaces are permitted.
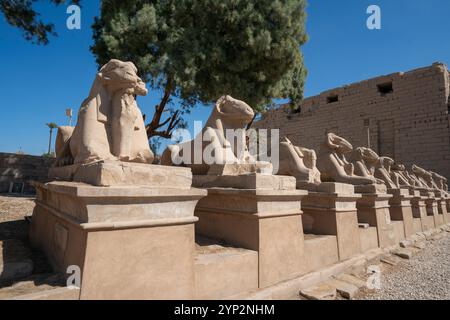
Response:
25,59,450,300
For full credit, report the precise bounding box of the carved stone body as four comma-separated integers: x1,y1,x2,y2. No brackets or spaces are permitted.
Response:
277,137,321,184
374,157,398,189
411,164,437,189
55,59,154,166
391,163,414,187
316,133,376,185
431,172,448,192
161,95,256,175
348,147,385,185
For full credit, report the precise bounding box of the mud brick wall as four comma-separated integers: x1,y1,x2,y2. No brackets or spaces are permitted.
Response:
254,63,450,180
0,153,53,194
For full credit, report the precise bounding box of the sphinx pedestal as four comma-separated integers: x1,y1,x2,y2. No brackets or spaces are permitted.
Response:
444,196,450,224
421,190,443,228
193,174,307,288
410,191,432,232
434,191,448,225
301,183,363,260
30,164,206,300
387,188,414,238
355,185,398,248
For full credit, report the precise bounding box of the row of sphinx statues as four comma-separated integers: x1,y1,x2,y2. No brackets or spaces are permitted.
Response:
278,133,448,193
51,59,449,196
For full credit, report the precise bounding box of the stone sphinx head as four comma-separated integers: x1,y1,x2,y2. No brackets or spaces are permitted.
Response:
379,157,395,171
324,133,353,155
431,172,447,191
392,162,406,171
97,59,148,96
212,95,255,128
411,164,434,189
351,147,380,166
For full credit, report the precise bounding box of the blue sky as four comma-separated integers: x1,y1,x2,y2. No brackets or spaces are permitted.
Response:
0,0,449,155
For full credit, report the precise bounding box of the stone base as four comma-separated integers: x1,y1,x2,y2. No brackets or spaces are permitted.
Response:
194,185,307,288
206,163,273,176
388,188,415,238
412,218,423,233
420,215,435,231
302,183,362,260
29,181,206,299
444,211,450,224
303,234,339,273
49,161,193,188
193,173,296,190
359,227,378,252
354,184,387,194
194,239,258,300
391,220,406,243
355,191,396,248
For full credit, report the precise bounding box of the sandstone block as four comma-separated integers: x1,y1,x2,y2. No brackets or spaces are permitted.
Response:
300,284,337,300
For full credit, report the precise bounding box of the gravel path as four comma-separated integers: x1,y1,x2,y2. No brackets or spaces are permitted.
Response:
360,233,450,300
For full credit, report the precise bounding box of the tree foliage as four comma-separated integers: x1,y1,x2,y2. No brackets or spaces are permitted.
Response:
0,0,79,44
92,0,308,137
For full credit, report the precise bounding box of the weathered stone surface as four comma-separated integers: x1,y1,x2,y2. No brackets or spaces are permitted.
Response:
326,279,359,299
316,133,380,185
54,59,154,167
0,240,33,283
392,247,417,259
192,173,296,190
336,274,367,289
207,163,272,176
50,161,193,188
400,239,414,248
414,241,426,249
300,284,337,300
35,181,206,223
161,95,260,175
276,137,321,185
380,254,402,266
194,239,258,300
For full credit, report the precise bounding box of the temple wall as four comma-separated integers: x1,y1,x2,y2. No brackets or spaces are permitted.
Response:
255,63,450,180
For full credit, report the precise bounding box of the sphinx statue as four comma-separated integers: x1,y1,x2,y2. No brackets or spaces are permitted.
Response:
348,147,384,185
316,133,377,185
55,59,154,167
277,137,321,185
390,162,414,187
431,171,449,193
411,164,437,189
374,156,398,189
161,95,262,175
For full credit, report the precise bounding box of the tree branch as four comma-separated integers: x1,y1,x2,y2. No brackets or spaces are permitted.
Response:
145,77,175,138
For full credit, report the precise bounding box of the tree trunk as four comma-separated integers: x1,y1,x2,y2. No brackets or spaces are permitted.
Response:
145,77,178,139
48,129,53,154
246,113,257,130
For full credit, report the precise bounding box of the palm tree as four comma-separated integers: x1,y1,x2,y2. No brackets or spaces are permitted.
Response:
46,122,58,154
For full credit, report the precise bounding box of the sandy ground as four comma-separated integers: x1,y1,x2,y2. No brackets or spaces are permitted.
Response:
0,195,35,241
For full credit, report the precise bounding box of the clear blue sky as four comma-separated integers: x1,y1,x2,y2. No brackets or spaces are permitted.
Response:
0,0,449,155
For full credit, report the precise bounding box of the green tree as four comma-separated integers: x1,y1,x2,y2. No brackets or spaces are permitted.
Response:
0,0,79,45
92,0,308,138
46,122,58,154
